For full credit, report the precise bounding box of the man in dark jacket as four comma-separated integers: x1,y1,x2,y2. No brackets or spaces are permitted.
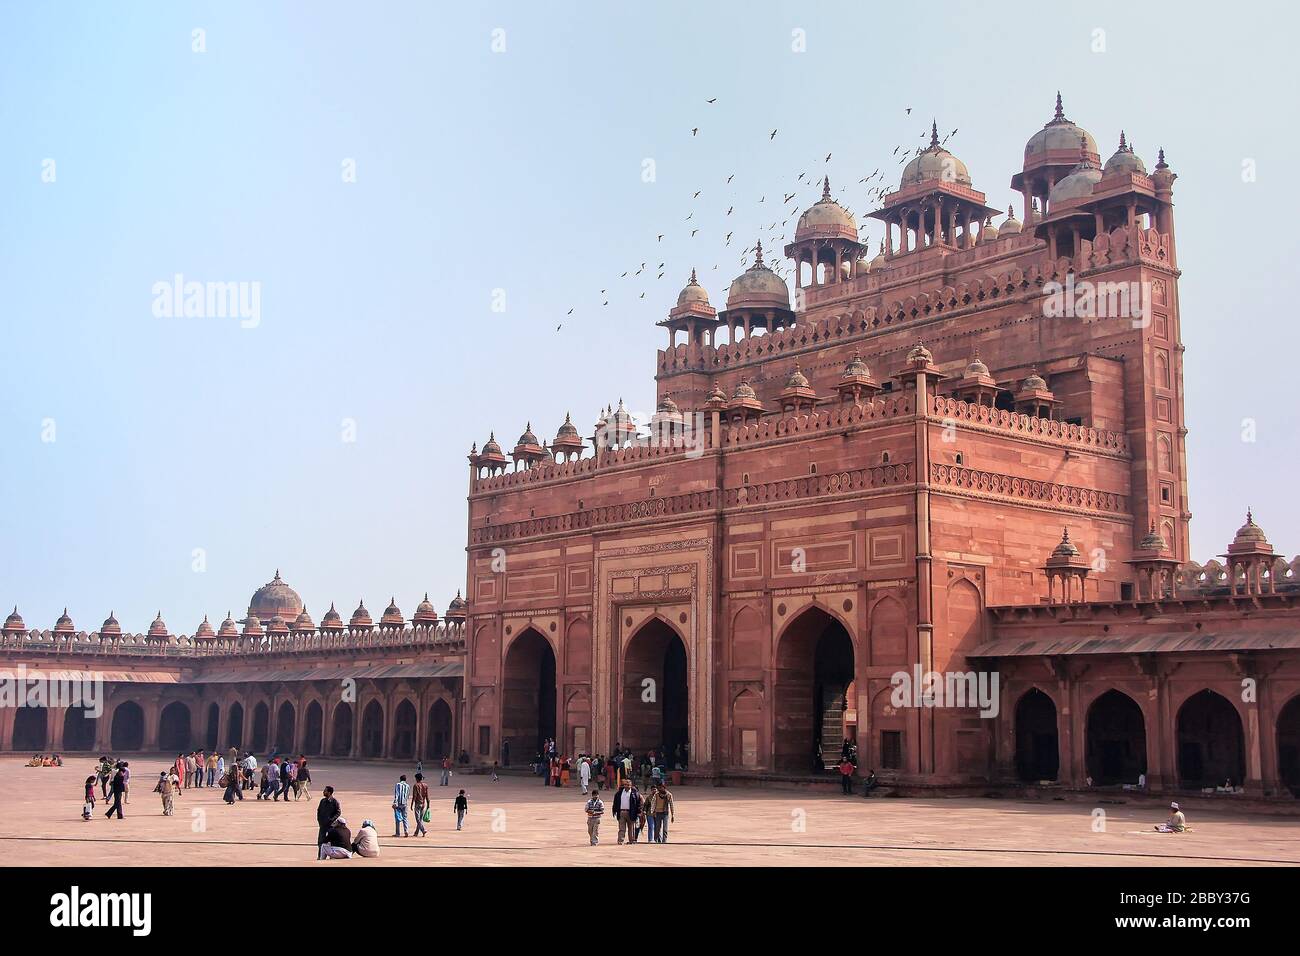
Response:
316,786,341,846
611,778,642,844
105,765,126,819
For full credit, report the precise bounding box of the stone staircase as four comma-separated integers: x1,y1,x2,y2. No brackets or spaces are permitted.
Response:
820,691,845,770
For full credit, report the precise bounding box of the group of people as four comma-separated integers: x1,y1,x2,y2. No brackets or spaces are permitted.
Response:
26,753,64,767
85,758,130,819
534,741,684,795
218,750,313,804
583,777,677,846
832,740,880,797
314,781,472,860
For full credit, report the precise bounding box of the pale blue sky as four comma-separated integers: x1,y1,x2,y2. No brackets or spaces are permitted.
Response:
2,1,1296,634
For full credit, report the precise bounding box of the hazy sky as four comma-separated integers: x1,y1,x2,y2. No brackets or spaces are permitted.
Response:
2,1,1295,635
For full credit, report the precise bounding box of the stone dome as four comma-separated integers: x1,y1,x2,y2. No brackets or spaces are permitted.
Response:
413,593,439,624
54,608,76,635
965,352,990,377
242,614,264,638
147,612,171,641
869,241,887,269
726,242,791,311
999,204,1022,237
657,396,680,415
248,570,303,627
732,380,757,401
320,603,344,631
843,352,872,379
1051,529,1080,559
1049,161,1102,206
795,177,858,240
1021,369,1048,391
481,433,505,457
265,615,290,636
445,590,467,621
3,606,25,633
980,218,999,243
349,601,373,629
784,365,810,390
705,382,728,407
292,607,315,632
1103,131,1147,176
556,414,579,438
901,122,971,188
516,423,539,447
907,342,934,365
1138,523,1167,552
195,615,217,639
100,611,122,637
218,612,239,638
1024,93,1098,164
379,598,404,627
1229,511,1272,552
676,268,711,308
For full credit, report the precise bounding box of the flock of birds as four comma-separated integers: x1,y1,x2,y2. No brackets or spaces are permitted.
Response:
555,100,965,333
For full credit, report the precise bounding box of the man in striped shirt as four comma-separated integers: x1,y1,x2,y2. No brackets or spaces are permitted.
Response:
584,790,604,845
392,775,411,838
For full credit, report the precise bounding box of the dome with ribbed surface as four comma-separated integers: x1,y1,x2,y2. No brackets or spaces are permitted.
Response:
795,177,858,241
732,380,757,401
3,606,25,634
1138,523,1167,553
242,614,264,638
292,607,315,632
676,268,711,308
1049,162,1102,205
413,593,439,624
349,601,373,629
1051,529,1079,558
1228,510,1272,554
1103,131,1147,176
100,612,122,638
195,615,217,639
999,204,1022,237
320,603,344,631
1024,93,1097,163
147,612,171,641
965,352,990,377
445,590,467,622
54,608,76,635
1021,369,1048,392
218,612,239,638
901,122,971,188
726,241,791,311
248,570,303,628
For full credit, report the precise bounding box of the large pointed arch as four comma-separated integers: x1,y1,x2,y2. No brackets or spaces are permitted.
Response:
1085,689,1147,786
774,604,856,772
1176,689,1245,789
620,616,689,761
501,627,557,761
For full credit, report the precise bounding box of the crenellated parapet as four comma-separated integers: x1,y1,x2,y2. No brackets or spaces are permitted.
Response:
658,227,1174,376
0,621,467,657
931,395,1130,455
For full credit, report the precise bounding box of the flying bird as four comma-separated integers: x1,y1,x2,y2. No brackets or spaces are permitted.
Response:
691,128,698,136
726,174,734,183
825,152,832,162
691,229,699,236
693,190,700,198
706,97,717,104
726,206,733,215
770,129,777,139
906,107,912,114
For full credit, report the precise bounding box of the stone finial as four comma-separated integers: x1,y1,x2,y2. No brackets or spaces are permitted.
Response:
754,240,764,265
1053,91,1065,122
929,120,940,148
822,175,831,200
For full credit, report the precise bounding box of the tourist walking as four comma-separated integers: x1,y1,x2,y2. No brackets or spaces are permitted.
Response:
579,756,591,794
221,763,243,804
648,782,674,843
411,773,430,837
296,756,312,800
584,789,604,845
612,778,642,845
156,771,175,816
453,789,468,830
82,776,96,820
392,774,411,837
105,765,126,819
96,756,113,800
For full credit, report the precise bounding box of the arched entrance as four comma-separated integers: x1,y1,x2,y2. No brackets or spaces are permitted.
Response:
226,702,244,750
1177,689,1245,789
303,701,324,756
360,700,384,758
13,707,48,751
426,699,452,761
501,628,556,760
62,707,97,751
1278,695,1300,797
392,699,417,760
205,703,220,751
774,607,855,772
1085,690,1147,786
274,701,296,753
1015,689,1059,782
111,701,144,751
250,702,269,752
330,702,353,756
620,618,689,761
159,701,191,752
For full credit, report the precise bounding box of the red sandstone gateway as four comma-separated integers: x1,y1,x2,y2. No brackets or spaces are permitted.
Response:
2,95,1298,807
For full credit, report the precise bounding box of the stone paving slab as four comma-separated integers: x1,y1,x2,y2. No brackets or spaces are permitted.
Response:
2,755,1296,867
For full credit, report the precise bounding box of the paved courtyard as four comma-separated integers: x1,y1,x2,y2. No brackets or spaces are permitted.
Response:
1,755,1296,867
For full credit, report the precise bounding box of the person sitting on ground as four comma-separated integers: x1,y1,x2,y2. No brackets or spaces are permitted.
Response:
319,817,353,860
1154,802,1187,833
862,768,879,797
458,749,470,765
351,819,380,858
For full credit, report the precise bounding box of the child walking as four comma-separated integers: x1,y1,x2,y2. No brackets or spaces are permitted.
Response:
82,775,96,820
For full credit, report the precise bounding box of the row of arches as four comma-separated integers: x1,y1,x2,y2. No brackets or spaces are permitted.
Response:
11,695,455,762
1015,687,1300,792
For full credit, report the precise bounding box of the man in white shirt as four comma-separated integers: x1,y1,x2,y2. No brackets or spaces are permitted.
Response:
392,775,411,838
579,756,592,794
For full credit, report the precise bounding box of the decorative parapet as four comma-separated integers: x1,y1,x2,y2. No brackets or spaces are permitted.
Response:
471,489,718,545
0,622,467,658
658,227,1175,375
930,462,1129,516
931,396,1130,456
724,462,911,508
1176,556,1300,596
